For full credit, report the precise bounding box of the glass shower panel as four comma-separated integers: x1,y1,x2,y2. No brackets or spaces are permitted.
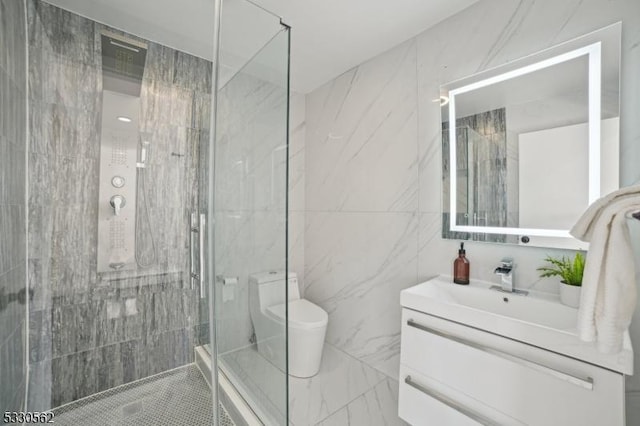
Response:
6,0,291,423
0,0,28,415
211,20,290,425
25,0,218,423
216,0,283,89
198,0,284,350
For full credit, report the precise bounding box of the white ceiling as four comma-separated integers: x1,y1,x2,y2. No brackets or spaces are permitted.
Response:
46,0,479,93
253,0,479,92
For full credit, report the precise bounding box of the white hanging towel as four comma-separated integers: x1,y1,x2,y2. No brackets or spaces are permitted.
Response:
570,184,640,354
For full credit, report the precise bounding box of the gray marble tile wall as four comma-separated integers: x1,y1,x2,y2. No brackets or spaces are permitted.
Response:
0,0,28,414
26,0,211,409
304,0,640,422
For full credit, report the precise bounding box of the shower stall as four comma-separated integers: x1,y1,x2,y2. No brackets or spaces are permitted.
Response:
0,0,290,424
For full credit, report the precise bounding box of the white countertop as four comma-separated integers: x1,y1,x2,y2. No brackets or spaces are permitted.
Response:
401,275,633,375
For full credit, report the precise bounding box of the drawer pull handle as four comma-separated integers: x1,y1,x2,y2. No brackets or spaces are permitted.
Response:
407,319,594,391
404,375,499,425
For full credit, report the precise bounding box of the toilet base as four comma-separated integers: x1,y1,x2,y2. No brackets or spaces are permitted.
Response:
288,324,326,378
256,325,327,378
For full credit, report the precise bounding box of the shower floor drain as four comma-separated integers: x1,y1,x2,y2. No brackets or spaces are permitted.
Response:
52,365,234,426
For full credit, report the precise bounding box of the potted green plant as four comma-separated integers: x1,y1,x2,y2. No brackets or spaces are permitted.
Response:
537,252,585,308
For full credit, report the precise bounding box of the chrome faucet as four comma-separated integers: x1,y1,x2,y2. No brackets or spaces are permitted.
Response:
494,258,514,292
492,258,528,296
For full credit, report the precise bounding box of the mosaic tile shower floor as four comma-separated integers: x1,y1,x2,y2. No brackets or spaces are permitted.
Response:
52,365,233,426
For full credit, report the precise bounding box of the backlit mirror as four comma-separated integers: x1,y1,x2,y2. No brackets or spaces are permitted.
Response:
441,23,621,249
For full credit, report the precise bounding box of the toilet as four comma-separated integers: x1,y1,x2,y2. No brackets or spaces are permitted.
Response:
249,271,328,378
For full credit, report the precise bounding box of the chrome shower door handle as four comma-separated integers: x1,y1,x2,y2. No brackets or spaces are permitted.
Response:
190,213,198,290
189,212,206,298
198,214,206,299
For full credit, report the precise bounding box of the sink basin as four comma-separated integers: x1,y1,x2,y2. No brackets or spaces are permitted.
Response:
410,276,577,331
401,275,633,375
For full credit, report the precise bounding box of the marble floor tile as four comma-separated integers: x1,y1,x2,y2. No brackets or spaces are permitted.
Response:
288,344,387,426
316,378,407,426
221,342,389,426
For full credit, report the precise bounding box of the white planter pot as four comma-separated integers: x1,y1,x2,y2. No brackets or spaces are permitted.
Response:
559,282,581,308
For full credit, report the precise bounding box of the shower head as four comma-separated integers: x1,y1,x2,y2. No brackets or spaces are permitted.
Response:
101,31,148,97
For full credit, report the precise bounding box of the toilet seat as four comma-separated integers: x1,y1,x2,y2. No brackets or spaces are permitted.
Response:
267,299,328,330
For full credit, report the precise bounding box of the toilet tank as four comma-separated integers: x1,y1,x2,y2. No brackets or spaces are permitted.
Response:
249,271,299,310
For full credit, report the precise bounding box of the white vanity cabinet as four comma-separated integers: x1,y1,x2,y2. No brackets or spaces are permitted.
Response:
398,308,626,426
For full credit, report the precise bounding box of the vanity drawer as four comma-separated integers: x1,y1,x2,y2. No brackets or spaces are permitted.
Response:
399,365,524,426
400,309,625,426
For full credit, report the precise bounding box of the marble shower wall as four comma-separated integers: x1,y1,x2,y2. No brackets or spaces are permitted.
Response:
0,0,28,414
304,0,640,421
27,0,211,409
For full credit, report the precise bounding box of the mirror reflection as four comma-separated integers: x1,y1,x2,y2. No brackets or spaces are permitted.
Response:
441,23,621,249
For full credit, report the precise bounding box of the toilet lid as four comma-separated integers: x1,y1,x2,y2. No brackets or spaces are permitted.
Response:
267,299,328,330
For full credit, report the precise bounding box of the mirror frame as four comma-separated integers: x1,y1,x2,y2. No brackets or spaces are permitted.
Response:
441,23,621,249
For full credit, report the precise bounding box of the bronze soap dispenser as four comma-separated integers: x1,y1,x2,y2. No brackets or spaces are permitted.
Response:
453,242,470,285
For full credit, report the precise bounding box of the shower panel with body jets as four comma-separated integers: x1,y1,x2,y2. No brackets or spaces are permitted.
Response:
97,32,156,272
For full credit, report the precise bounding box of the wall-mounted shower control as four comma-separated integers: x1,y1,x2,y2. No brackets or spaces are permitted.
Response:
110,195,126,216
111,175,125,188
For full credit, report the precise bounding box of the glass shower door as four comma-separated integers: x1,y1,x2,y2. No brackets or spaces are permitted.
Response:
201,0,291,423
24,1,217,424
